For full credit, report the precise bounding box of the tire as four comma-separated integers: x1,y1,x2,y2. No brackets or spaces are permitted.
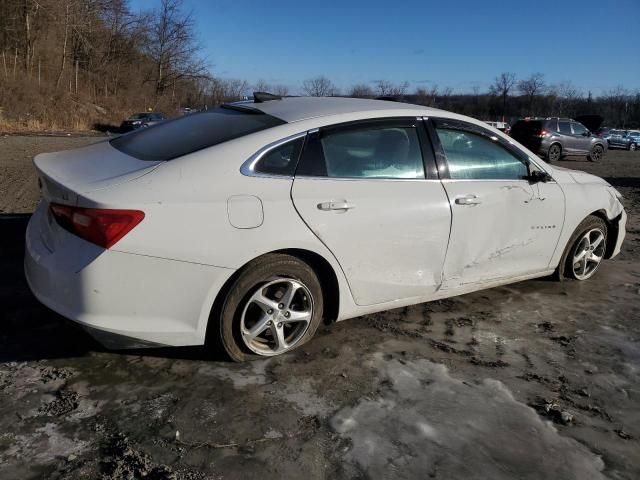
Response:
547,144,562,162
215,254,324,362
559,216,608,281
630,143,637,151
589,144,604,162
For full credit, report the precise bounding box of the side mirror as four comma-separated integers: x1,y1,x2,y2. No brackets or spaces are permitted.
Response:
526,170,552,184
582,131,590,136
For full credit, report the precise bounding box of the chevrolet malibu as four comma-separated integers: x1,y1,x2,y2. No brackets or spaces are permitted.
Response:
25,96,626,361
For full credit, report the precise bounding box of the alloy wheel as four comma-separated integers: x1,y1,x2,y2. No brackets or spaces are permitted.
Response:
548,145,561,162
240,278,314,356
591,145,603,161
572,228,605,280
630,143,637,151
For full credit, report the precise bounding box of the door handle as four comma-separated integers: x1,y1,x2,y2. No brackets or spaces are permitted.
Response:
317,201,355,211
455,194,481,206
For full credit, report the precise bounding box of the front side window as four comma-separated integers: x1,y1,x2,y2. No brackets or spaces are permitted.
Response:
253,137,304,176
435,127,528,180
572,123,587,135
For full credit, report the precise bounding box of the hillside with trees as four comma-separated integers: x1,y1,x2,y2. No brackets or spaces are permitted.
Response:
1,0,639,131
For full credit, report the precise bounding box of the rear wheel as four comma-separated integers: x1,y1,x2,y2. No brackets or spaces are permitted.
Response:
589,144,604,162
547,144,562,162
561,216,607,281
216,254,324,362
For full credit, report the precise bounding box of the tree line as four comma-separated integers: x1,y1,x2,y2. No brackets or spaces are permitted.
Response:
1,0,639,131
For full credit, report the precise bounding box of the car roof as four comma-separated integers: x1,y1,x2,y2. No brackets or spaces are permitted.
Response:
229,96,440,123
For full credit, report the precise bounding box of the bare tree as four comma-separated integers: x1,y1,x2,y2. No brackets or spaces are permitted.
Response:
272,84,289,96
302,75,337,96
374,80,409,97
145,0,208,97
253,79,270,92
252,80,288,96
349,83,373,98
518,73,546,115
489,72,516,120
554,81,581,116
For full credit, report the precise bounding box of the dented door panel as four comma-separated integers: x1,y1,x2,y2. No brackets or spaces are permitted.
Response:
441,179,565,288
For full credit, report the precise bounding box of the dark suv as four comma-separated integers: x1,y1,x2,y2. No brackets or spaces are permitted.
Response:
510,117,607,162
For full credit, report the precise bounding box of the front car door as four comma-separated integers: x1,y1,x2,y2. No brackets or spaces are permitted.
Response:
291,118,451,306
427,118,565,289
570,121,592,153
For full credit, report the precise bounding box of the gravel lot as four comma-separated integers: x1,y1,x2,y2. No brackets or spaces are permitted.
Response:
1,135,639,479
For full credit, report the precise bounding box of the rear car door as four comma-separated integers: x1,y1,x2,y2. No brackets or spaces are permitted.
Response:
291,118,451,306
558,120,577,153
428,118,565,288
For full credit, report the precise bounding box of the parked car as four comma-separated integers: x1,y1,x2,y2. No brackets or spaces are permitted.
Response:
607,130,640,151
509,117,607,162
484,121,510,133
120,112,166,132
26,96,626,360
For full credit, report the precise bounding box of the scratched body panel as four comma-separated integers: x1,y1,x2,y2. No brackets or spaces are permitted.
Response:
440,179,565,288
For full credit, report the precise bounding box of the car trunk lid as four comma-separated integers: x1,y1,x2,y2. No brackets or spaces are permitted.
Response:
34,139,162,205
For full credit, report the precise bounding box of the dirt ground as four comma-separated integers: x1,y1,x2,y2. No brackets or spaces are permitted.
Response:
1,135,639,479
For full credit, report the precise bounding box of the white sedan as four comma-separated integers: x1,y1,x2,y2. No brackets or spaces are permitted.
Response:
25,96,626,361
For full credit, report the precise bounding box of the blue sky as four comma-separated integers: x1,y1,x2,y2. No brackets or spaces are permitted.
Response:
130,0,640,95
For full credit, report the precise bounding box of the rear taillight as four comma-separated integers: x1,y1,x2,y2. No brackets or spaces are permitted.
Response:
538,129,548,138
49,203,144,249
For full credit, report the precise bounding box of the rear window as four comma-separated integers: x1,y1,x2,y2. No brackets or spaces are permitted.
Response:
510,120,543,137
111,107,285,161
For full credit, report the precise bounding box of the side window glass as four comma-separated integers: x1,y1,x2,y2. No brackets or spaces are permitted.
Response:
319,126,425,179
558,121,572,135
572,123,587,135
435,128,528,180
546,119,558,132
254,137,304,176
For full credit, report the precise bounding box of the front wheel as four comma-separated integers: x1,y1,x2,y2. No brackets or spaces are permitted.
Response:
589,144,604,162
215,254,324,362
562,216,608,281
630,143,637,151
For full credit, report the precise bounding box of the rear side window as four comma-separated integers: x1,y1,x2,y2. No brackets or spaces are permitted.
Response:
545,119,558,132
253,137,304,176
298,124,425,179
111,107,285,161
558,121,572,134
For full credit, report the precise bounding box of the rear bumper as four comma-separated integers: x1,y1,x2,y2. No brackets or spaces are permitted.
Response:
24,204,234,347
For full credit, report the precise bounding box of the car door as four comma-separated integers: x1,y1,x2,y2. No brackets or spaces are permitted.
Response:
291,118,451,306
557,120,577,153
428,118,565,288
571,122,591,153
608,130,623,148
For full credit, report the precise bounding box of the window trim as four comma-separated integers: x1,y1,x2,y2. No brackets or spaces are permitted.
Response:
240,132,307,179
295,117,438,181
425,117,549,181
